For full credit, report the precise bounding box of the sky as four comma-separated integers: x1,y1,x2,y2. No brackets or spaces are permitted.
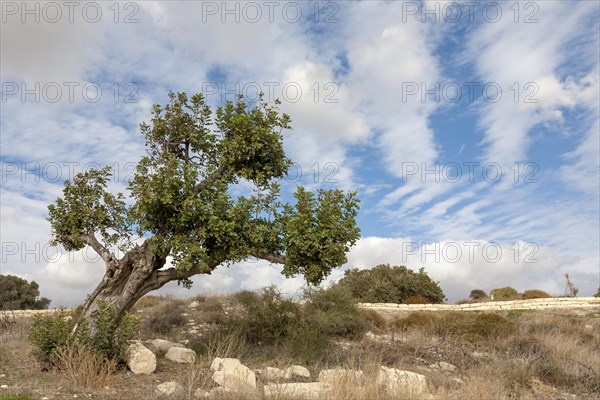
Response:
1,0,599,306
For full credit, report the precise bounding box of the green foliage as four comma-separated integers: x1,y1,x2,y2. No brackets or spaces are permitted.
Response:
491,287,520,300
48,92,361,290
335,264,446,304
469,289,487,301
218,285,366,364
29,302,139,367
302,285,367,340
521,289,551,299
0,275,51,310
595,288,600,298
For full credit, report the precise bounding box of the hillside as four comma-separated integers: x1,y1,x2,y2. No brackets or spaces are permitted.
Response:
0,292,598,400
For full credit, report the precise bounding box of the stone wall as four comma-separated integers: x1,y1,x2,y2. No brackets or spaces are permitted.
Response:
2,297,598,319
358,297,600,313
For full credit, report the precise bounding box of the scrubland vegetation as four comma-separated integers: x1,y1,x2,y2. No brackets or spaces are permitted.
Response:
1,283,599,400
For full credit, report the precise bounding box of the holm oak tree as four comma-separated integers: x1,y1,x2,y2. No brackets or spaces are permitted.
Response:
48,92,360,333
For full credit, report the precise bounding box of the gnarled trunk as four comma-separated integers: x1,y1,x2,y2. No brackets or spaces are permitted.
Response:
73,240,170,335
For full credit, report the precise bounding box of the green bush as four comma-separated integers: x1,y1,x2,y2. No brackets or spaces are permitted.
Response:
227,286,302,345
521,289,551,299
302,285,367,340
218,285,366,364
594,288,600,298
29,301,139,367
335,264,446,304
0,275,50,310
490,287,520,301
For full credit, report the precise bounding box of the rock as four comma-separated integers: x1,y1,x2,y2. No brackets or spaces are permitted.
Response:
165,347,196,364
376,366,427,395
318,369,365,386
1,385,8,389
210,358,256,390
156,381,184,397
189,301,200,310
285,365,311,379
195,387,234,398
125,341,156,374
264,382,331,399
144,339,185,357
437,361,457,372
262,367,287,381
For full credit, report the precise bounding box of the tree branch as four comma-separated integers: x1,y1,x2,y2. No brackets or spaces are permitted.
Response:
252,252,287,265
194,151,253,192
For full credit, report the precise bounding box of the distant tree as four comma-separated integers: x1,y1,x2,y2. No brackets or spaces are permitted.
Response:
335,264,446,304
563,274,579,297
469,289,487,301
594,288,600,298
0,275,51,310
490,287,519,301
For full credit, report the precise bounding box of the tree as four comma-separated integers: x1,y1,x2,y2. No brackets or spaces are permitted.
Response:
469,289,487,301
335,264,446,304
563,273,578,297
47,92,361,334
594,288,600,298
0,275,51,310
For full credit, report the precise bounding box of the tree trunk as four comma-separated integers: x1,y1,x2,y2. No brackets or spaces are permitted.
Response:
73,240,169,335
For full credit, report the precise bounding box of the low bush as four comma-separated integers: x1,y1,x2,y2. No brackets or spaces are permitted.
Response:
521,289,551,299
216,285,366,364
491,287,520,301
335,264,446,304
29,302,139,369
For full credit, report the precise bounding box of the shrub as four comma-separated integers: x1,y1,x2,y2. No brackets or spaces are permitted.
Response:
521,289,551,299
490,286,520,301
335,264,446,304
29,301,139,368
302,285,367,340
226,286,302,345
0,275,50,310
594,288,600,298
470,289,487,301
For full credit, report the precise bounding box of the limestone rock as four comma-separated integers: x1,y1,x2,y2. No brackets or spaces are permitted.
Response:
318,369,365,386
125,341,156,374
264,382,331,399
156,381,184,396
144,339,185,357
376,366,427,395
285,365,311,379
438,361,456,372
262,367,287,381
210,358,256,390
165,347,196,364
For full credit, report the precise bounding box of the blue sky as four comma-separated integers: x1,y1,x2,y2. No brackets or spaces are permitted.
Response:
1,1,599,305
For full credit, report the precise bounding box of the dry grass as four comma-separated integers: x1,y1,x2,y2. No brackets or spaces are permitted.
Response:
53,343,121,389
